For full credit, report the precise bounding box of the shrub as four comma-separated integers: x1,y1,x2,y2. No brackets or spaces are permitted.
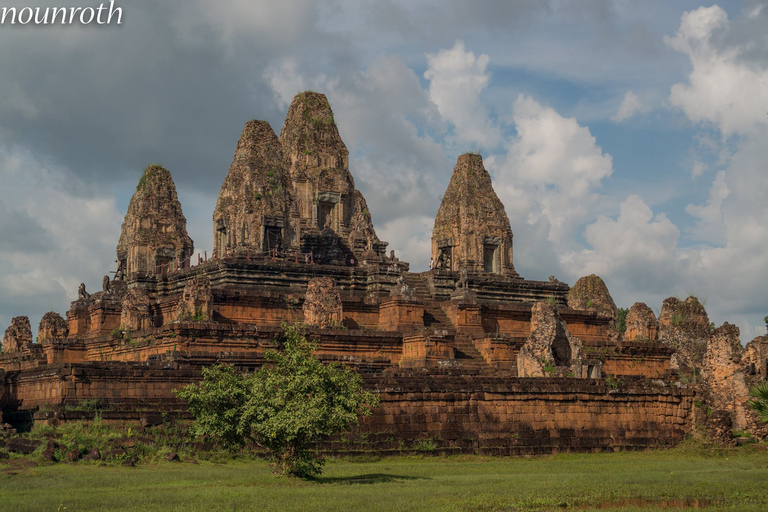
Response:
176,323,380,478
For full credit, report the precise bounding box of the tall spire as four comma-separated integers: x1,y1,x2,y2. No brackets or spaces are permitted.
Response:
432,154,516,275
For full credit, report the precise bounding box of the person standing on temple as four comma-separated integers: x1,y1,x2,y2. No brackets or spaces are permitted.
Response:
429,257,434,271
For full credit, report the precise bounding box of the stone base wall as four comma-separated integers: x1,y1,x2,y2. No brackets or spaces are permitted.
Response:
2,365,694,455
351,375,694,454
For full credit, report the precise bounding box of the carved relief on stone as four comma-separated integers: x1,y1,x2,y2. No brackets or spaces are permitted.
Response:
2,316,33,353
120,288,152,331
173,276,213,322
517,301,583,378
38,312,69,342
303,277,342,328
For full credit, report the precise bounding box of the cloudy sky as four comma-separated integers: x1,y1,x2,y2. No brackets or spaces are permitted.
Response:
1,0,767,343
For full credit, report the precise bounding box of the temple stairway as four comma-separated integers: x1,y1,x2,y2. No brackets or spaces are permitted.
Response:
403,272,489,374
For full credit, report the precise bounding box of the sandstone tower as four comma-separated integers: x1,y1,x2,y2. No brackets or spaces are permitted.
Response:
116,165,194,277
431,154,517,275
279,92,386,261
213,120,297,258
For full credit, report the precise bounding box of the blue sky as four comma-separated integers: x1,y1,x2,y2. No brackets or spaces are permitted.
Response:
1,0,766,342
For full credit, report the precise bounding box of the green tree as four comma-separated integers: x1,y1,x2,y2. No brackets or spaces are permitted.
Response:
615,307,629,333
175,323,380,477
748,382,768,423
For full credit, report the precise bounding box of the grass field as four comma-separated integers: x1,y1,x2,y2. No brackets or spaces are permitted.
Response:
2,442,768,511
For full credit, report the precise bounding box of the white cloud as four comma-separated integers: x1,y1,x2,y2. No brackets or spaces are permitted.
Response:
377,215,435,270
264,59,308,109
685,170,729,244
424,41,501,148
491,95,614,246
666,5,768,136
611,91,643,122
565,195,680,280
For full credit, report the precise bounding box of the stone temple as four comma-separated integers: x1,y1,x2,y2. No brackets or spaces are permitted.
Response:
1,92,765,450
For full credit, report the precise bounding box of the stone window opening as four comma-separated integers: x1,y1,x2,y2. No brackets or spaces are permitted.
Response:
551,323,571,366
264,226,282,252
216,225,227,257
483,243,499,273
437,246,452,270
318,201,335,230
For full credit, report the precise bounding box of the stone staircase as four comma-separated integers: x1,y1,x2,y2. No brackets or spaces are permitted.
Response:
403,272,490,374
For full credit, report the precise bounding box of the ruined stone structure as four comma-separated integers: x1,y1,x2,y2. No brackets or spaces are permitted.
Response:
116,165,194,278
2,317,33,353
702,323,750,433
517,302,584,378
567,275,617,321
624,303,659,342
38,312,69,342
1,91,759,452
173,276,213,323
659,296,710,373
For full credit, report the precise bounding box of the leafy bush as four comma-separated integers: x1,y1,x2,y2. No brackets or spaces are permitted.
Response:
615,308,628,333
748,382,768,423
176,323,380,478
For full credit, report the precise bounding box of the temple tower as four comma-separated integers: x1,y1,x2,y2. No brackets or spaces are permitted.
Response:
213,120,296,258
116,165,194,278
279,91,386,260
431,154,517,275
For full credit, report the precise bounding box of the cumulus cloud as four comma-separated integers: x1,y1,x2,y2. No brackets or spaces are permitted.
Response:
665,5,768,136
611,91,643,122
565,195,680,280
424,41,501,149
685,170,730,244
491,95,614,246
0,146,123,336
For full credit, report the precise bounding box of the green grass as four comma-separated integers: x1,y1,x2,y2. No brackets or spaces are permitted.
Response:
2,443,768,511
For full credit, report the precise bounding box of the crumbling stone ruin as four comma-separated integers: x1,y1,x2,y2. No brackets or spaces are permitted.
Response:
173,276,213,323
2,316,33,353
702,323,750,434
659,296,710,373
624,303,659,342
517,301,583,378
0,90,761,454
743,335,768,379
567,274,617,321
38,312,69,342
